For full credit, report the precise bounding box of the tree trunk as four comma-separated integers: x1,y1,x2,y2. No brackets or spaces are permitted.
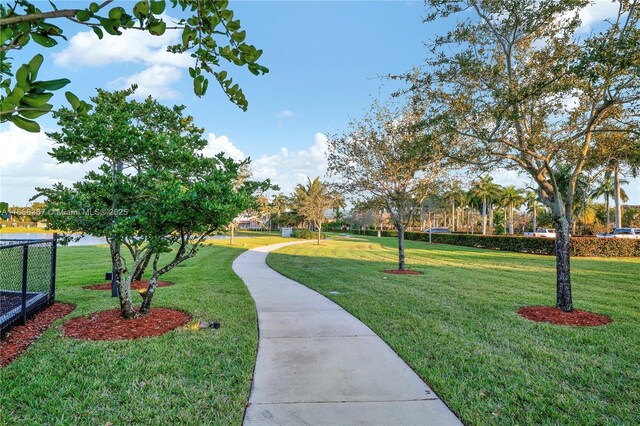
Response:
110,241,135,319
132,251,152,281
605,195,610,232
509,204,514,234
488,203,494,234
397,225,405,270
481,198,487,235
230,223,235,245
554,216,573,312
614,162,622,228
533,205,537,232
317,221,321,245
451,201,455,231
139,275,159,315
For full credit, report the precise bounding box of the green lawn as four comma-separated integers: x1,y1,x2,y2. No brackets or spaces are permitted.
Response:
267,236,640,425
1,236,289,425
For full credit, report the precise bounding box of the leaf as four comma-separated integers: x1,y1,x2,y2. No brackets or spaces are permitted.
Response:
20,104,53,119
76,10,91,22
150,0,166,14
109,7,126,20
9,115,40,132
92,26,104,39
16,65,30,90
31,33,58,48
22,93,54,107
28,54,44,80
133,1,149,19
0,28,13,44
148,21,166,36
65,92,81,110
33,78,71,91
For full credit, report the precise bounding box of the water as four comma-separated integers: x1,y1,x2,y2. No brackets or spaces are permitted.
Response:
0,233,258,245
0,232,107,246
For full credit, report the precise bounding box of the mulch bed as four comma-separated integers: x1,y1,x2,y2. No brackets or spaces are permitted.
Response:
517,306,612,327
62,308,191,341
82,280,174,290
1,303,76,368
381,269,424,275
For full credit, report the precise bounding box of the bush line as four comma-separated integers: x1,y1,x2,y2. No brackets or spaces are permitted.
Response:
358,230,640,257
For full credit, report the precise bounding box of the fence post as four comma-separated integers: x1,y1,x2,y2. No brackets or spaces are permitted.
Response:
21,244,29,325
50,233,57,304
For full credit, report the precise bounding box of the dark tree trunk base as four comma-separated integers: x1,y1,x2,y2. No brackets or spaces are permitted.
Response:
518,306,611,327
62,308,191,341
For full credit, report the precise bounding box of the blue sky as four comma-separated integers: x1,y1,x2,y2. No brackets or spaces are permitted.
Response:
1,0,638,206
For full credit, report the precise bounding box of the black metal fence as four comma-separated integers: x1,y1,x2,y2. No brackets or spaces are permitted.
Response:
0,235,57,335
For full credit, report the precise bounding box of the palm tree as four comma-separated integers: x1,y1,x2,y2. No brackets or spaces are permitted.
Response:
525,190,542,232
591,173,629,232
500,186,525,234
443,181,465,232
271,193,289,229
292,177,334,244
471,176,501,235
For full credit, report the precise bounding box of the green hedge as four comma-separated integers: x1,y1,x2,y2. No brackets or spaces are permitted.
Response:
361,230,640,257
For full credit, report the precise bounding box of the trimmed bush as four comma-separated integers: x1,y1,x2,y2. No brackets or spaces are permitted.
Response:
362,230,640,257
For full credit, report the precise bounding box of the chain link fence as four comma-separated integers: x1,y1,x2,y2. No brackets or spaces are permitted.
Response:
0,235,57,336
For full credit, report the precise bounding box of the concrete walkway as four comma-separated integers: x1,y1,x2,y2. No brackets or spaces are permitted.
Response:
233,241,462,426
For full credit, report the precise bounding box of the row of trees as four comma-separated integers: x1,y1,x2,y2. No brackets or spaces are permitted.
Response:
347,175,638,236
328,0,640,312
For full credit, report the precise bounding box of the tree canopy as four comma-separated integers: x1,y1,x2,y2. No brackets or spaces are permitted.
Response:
35,87,271,318
328,99,448,270
1,0,268,132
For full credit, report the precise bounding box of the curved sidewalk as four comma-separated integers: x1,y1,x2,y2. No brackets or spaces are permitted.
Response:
233,241,462,426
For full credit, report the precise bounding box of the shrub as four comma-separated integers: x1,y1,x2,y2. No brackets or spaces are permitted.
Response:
362,230,639,257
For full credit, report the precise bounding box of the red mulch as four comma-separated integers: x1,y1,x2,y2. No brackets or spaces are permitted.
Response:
1,303,76,368
82,280,174,290
62,308,191,341
517,306,612,327
381,269,424,275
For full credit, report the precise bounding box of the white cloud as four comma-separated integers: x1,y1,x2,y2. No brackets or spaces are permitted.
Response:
252,133,328,193
109,65,182,100
53,22,191,69
199,132,328,194
203,133,246,161
0,124,101,205
578,0,618,30
53,20,193,101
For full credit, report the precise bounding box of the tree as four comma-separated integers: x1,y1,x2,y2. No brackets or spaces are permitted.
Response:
328,99,446,270
292,177,333,245
525,190,542,232
270,193,289,229
35,88,269,318
1,0,268,132
470,175,500,235
501,186,524,235
411,0,640,311
591,173,629,232
589,130,640,228
443,180,464,232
